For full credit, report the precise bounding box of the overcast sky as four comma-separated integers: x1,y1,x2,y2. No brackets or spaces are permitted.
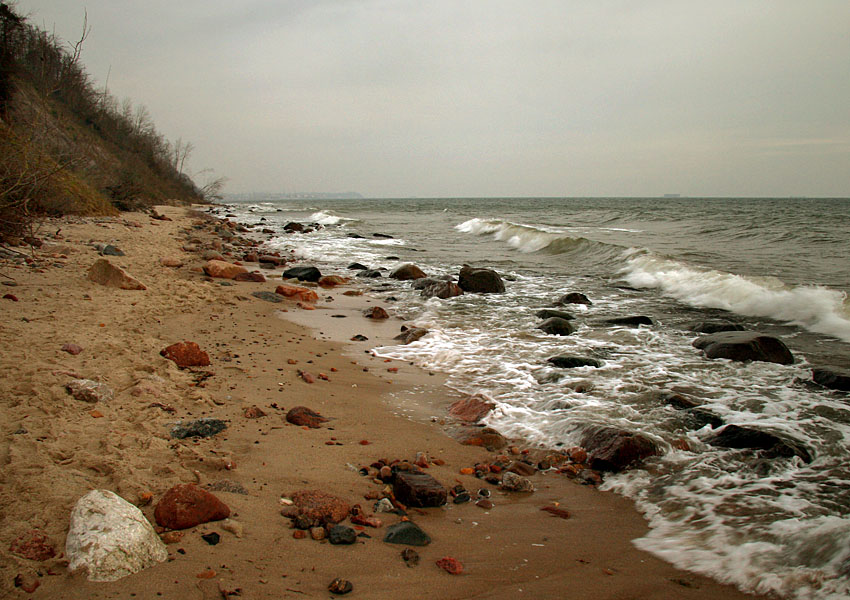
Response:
13,1,850,197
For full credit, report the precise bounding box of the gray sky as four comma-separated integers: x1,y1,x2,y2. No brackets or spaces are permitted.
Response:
13,1,850,197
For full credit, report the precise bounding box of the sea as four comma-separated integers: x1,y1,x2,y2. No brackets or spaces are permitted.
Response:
217,196,850,599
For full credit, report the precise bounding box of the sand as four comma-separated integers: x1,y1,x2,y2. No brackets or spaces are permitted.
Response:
0,206,767,599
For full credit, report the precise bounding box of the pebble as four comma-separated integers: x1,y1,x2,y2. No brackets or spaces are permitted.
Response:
401,548,420,567
328,578,353,595
328,525,357,545
436,557,464,575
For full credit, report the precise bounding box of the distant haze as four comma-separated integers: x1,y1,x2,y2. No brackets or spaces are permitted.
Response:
14,1,850,198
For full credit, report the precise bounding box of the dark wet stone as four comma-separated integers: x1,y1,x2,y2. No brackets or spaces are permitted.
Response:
101,245,125,256
328,525,357,545
390,264,427,280
453,492,471,504
693,331,794,365
581,425,661,472
394,327,428,345
383,521,431,546
603,315,653,326
393,471,447,508
421,281,464,299
347,233,366,239
283,222,305,233
812,367,850,392
372,233,394,239
547,356,601,369
171,418,227,439
347,262,368,270
201,532,220,545
282,266,322,282
704,424,813,463
557,292,592,305
252,291,284,303
688,320,747,334
536,309,576,321
356,269,383,278
537,317,576,336
351,334,369,341
458,265,505,294
658,392,724,429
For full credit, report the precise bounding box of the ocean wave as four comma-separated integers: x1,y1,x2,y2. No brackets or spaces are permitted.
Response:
308,210,357,226
620,251,850,343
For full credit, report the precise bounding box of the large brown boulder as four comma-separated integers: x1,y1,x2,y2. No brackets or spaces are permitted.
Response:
448,394,495,422
421,281,464,299
203,260,248,280
87,259,146,290
154,484,230,530
580,426,660,472
693,331,794,365
457,266,505,294
390,264,428,281
275,284,319,303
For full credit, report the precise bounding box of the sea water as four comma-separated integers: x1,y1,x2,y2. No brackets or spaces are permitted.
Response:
218,196,850,599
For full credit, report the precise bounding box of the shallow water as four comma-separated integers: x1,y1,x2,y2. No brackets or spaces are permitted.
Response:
221,196,850,599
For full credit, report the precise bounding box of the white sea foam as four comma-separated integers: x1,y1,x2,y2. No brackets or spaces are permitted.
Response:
308,210,354,226
621,250,850,343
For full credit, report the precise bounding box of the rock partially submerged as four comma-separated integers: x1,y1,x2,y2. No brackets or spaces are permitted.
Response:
537,317,576,336
704,424,813,463
580,426,661,472
457,266,505,294
421,281,464,299
811,367,850,392
66,490,167,582
394,327,428,345
693,331,794,365
556,292,591,305
546,356,601,369
390,264,427,280
447,394,495,422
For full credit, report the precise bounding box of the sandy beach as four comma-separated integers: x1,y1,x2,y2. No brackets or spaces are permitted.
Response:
0,206,767,599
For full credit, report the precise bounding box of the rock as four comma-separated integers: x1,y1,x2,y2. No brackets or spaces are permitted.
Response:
658,392,724,429
100,245,125,256
356,269,383,278
704,425,813,463
420,281,464,299
394,327,428,345
13,571,39,593
451,426,508,451
688,320,747,334
603,315,654,326
9,530,56,561
383,521,431,546
347,262,368,270
160,257,183,268
401,548,420,567
693,331,794,365
363,306,390,319
282,266,322,282
500,471,534,492
541,505,571,519
436,557,464,575
535,309,575,320
275,284,319,303
203,260,248,279
87,259,146,290
221,519,244,538
328,525,357,545
537,317,576,336
170,418,227,439
233,271,266,282
160,341,211,368
507,461,537,476
66,379,113,403
547,356,601,369
328,578,354,594
201,532,220,545
257,254,286,266
286,406,328,428
66,489,167,582
393,471,448,507
252,291,284,303
283,222,305,233
202,250,225,261
373,233,394,239
811,367,850,392
154,484,230,530
290,490,350,526
244,405,267,418
318,275,349,288
310,527,326,540
557,292,591,305
580,426,661,472
457,265,505,294
390,264,427,280
447,394,495,423
374,498,395,513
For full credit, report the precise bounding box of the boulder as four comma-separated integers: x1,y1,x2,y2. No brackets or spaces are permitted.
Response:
275,284,319,303
704,425,813,463
394,327,428,345
393,471,448,507
537,317,576,336
693,331,794,365
688,320,746,334
390,264,427,280
154,484,230,530
547,356,601,369
556,292,591,305
87,259,146,290
458,266,505,294
318,275,349,288
286,406,328,428
658,392,724,429
603,315,653,327
421,281,464,299
383,521,431,546
811,367,850,392
447,394,495,422
66,379,114,403
203,260,248,280
160,341,211,368
283,222,305,233
347,262,368,270
580,426,661,472
282,266,322,282
535,309,575,321
290,490,350,526
66,490,167,582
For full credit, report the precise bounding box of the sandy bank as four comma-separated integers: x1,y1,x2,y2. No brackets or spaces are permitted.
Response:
0,207,765,599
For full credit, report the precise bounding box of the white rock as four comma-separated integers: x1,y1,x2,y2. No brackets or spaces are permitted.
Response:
66,489,167,582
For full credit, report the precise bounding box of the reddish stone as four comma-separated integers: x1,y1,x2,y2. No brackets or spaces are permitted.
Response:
203,259,248,279
350,514,382,528
290,490,350,526
318,275,349,288
393,471,447,507
13,573,39,593
541,505,570,519
9,530,56,561
286,406,328,428
233,271,267,282
258,254,286,266
568,447,588,464
160,341,211,368
244,405,267,418
154,484,230,530
507,461,537,477
436,557,464,575
363,306,389,319
580,426,661,473
3,293,19,301
292,530,307,539
453,426,508,451
242,252,259,263
61,343,83,355
275,284,319,303
159,257,183,267
299,371,316,384
447,394,495,423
